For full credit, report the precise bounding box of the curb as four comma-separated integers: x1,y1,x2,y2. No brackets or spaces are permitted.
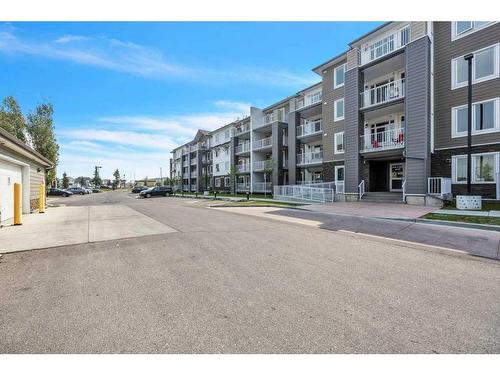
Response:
415,218,500,232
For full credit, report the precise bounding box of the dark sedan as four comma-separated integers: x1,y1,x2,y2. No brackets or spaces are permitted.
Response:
132,186,149,194
139,186,173,198
47,188,73,197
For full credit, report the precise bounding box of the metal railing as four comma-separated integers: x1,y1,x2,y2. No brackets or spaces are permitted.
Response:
190,144,199,152
253,137,272,150
336,182,345,194
360,128,405,152
234,123,250,135
236,183,251,191
296,151,323,166
253,160,273,171
237,164,250,173
182,161,189,167
253,182,273,192
190,158,197,165
402,179,407,202
428,177,452,198
360,78,405,108
190,171,197,178
182,173,189,179
190,185,197,191
235,142,251,154
358,180,365,199
296,91,322,110
182,184,190,191
283,159,288,169
274,185,334,203
297,120,322,137
361,26,410,65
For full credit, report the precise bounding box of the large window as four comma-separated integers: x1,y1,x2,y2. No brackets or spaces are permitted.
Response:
334,64,346,89
452,21,495,40
452,44,499,89
452,98,499,137
215,178,221,187
334,132,345,154
452,153,498,184
334,98,345,121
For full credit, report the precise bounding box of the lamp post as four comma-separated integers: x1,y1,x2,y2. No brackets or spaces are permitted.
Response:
464,53,474,195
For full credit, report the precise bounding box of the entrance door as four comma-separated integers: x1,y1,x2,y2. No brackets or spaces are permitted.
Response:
369,161,388,191
390,163,404,192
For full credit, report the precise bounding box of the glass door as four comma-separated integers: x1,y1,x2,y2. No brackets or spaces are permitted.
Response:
390,163,404,192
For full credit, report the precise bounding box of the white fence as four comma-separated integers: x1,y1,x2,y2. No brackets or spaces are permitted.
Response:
274,185,335,203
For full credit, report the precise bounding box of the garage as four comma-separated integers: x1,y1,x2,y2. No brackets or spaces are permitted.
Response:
0,159,23,223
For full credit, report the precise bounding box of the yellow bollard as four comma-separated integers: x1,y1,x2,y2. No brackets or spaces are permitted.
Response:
14,182,22,225
39,184,45,213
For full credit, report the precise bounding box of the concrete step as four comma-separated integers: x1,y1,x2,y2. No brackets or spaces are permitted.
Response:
361,192,404,203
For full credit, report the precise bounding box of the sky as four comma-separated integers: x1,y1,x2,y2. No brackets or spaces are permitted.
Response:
0,21,381,180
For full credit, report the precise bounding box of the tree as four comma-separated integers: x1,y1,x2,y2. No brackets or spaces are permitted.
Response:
92,167,102,187
0,96,28,143
263,158,274,199
113,169,121,189
62,172,69,189
229,165,239,195
27,103,59,186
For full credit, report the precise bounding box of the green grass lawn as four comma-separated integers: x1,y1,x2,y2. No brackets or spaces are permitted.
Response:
176,191,273,199
422,213,500,226
214,200,303,208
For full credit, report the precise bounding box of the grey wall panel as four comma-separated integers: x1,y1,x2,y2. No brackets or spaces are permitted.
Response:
287,112,299,184
344,68,362,193
272,122,284,186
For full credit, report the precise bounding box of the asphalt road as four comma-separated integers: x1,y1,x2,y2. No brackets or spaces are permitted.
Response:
1,191,499,353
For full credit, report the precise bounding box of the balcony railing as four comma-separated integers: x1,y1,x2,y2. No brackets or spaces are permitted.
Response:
253,182,273,192
237,164,250,173
296,91,322,110
190,158,197,165
283,159,288,169
190,171,197,178
297,120,322,137
182,184,190,191
296,151,323,166
234,123,250,135
190,144,199,152
182,173,189,179
253,136,272,150
182,161,189,167
190,185,197,191
360,78,405,108
235,142,251,154
253,160,273,171
360,128,405,152
236,183,251,191
360,26,410,65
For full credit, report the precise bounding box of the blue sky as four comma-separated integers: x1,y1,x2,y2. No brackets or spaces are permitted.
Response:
0,21,381,180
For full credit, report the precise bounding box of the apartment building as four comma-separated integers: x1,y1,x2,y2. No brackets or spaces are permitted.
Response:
170,21,500,203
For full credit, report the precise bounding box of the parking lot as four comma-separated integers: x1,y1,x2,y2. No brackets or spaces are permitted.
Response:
1,190,499,353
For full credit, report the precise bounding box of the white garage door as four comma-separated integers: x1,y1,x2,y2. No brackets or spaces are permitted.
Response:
0,159,22,223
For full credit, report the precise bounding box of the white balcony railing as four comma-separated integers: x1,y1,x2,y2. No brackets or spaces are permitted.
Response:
182,173,189,179
360,78,405,108
428,177,452,198
236,183,251,191
234,122,250,135
190,144,199,152
237,164,250,173
274,185,334,203
190,171,197,178
190,185,197,191
361,26,410,65
360,128,405,152
253,137,272,150
297,120,322,137
296,151,323,166
253,160,273,171
182,161,189,167
283,159,288,169
182,184,190,190
190,158,197,165
253,182,273,192
296,91,322,110
235,142,251,154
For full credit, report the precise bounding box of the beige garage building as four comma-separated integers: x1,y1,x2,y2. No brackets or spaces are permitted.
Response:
0,128,53,224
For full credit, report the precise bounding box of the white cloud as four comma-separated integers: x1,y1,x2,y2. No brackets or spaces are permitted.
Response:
54,35,88,44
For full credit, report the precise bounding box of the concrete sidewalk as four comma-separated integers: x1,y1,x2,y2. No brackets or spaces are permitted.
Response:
0,205,176,253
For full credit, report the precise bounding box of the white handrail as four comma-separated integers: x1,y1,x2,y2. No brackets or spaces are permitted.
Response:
360,128,405,152
273,184,334,203
296,151,323,165
358,180,365,199
297,120,322,137
402,179,407,202
360,78,405,108
253,137,272,149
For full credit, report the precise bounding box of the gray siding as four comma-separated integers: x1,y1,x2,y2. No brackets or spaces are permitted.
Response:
287,112,299,184
405,36,431,195
434,22,500,150
272,122,284,187
344,68,362,194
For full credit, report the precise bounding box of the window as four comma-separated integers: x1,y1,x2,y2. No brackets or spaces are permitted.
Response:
225,161,229,171
277,107,286,122
452,44,499,89
334,132,345,154
334,98,345,121
335,165,345,182
224,177,230,187
225,129,230,139
215,134,220,144
215,178,221,187
452,98,499,137
215,163,220,172
334,64,346,89
452,21,495,40
215,149,219,157
452,153,498,183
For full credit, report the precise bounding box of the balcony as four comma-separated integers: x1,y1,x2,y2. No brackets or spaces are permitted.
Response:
296,151,323,166
190,144,199,152
253,136,272,150
182,160,189,167
253,160,273,172
190,158,197,165
360,128,405,152
235,142,251,155
237,164,250,173
190,185,197,191
360,26,410,65
182,184,189,191
297,120,322,138
234,123,250,136
236,183,251,191
190,171,197,178
283,159,288,169
253,182,273,192
360,78,405,109
296,91,322,110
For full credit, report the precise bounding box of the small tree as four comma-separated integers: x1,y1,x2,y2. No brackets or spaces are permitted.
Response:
62,172,69,189
113,169,121,189
92,167,102,187
0,96,28,143
263,158,274,199
229,165,239,195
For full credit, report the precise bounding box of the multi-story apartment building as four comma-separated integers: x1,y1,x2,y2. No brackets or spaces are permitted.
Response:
170,21,499,203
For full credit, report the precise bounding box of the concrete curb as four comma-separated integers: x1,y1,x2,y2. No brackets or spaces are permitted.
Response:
380,216,500,232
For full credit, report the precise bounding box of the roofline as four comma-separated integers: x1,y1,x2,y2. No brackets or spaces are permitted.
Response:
311,50,348,73
348,21,392,47
0,127,53,167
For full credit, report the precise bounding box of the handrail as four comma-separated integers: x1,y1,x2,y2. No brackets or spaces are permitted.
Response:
402,179,407,203
360,78,405,108
360,128,405,152
358,180,365,200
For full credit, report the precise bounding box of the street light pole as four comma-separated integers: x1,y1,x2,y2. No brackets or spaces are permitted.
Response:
464,53,474,195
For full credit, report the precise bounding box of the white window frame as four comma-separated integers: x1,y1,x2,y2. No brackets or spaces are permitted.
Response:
451,98,500,138
224,177,230,187
452,152,499,184
451,21,497,41
451,43,500,89
334,98,345,122
215,177,221,187
334,132,345,154
334,165,345,183
334,63,347,89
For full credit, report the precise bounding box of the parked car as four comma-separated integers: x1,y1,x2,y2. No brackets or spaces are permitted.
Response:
85,188,92,194
47,188,73,197
92,188,101,193
139,186,173,198
67,187,87,195
132,186,149,194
